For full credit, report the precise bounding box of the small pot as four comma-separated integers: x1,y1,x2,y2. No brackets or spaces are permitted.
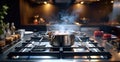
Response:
50,34,75,47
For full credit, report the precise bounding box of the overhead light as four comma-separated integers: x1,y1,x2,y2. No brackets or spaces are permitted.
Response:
44,1,48,4
111,1,114,3
77,1,84,4
30,0,51,4
80,1,84,4
96,0,100,1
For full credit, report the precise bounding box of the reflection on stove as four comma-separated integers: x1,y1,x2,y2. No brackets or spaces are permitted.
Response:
31,45,46,52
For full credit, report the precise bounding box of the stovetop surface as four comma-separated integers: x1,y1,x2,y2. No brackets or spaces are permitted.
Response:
0,31,113,61
6,34,111,60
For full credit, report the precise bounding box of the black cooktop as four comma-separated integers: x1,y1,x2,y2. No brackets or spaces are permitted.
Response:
6,35,112,59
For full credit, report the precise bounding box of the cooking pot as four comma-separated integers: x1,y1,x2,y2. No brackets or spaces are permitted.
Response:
50,34,75,47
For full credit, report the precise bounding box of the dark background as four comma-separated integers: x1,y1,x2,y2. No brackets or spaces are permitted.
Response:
0,0,120,38
0,0,20,29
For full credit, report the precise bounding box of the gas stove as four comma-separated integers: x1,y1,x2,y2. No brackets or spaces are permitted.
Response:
7,32,112,60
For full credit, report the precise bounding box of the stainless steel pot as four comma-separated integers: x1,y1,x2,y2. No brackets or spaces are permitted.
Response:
50,34,75,47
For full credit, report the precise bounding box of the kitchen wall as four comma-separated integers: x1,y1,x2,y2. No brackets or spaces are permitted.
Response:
20,0,113,25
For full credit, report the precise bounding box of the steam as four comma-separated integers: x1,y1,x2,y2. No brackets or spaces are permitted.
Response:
47,24,80,33
47,10,80,32
47,9,80,32
57,10,79,24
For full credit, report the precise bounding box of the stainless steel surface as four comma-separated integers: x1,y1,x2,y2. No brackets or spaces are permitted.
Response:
50,34,75,47
1,27,120,62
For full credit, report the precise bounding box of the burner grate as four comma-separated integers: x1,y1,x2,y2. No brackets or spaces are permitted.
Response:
31,45,46,51
8,47,112,59
7,35,112,59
